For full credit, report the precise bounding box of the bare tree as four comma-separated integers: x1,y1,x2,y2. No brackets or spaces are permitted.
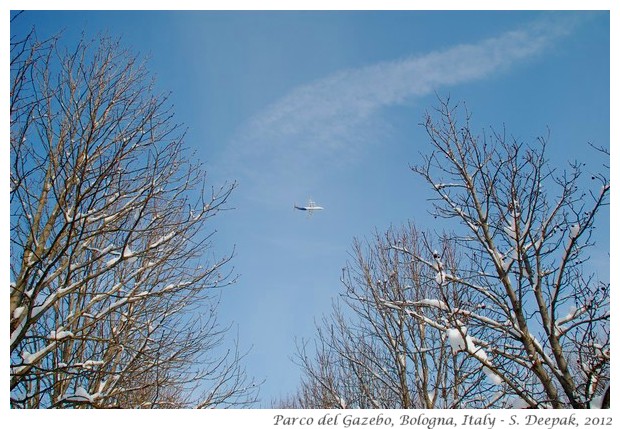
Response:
409,99,609,408
288,225,489,409
288,99,609,409
10,28,257,408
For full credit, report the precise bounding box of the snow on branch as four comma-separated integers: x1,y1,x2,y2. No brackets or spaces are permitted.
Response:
446,326,502,385
380,299,447,331
59,386,101,405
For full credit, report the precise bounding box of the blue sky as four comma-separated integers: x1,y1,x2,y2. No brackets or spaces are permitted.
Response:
9,9,610,406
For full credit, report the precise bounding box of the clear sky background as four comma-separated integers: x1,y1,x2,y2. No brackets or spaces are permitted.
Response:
9,8,610,407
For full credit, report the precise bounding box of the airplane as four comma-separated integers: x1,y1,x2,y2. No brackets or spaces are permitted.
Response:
294,199,324,215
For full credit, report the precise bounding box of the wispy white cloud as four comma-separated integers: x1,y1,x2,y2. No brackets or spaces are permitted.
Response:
222,14,582,203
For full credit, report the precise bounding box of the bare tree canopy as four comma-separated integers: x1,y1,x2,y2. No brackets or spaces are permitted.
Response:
10,28,257,408
287,99,609,409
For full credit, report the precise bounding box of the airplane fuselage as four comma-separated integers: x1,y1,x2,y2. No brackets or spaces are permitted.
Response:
295,205,323,211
